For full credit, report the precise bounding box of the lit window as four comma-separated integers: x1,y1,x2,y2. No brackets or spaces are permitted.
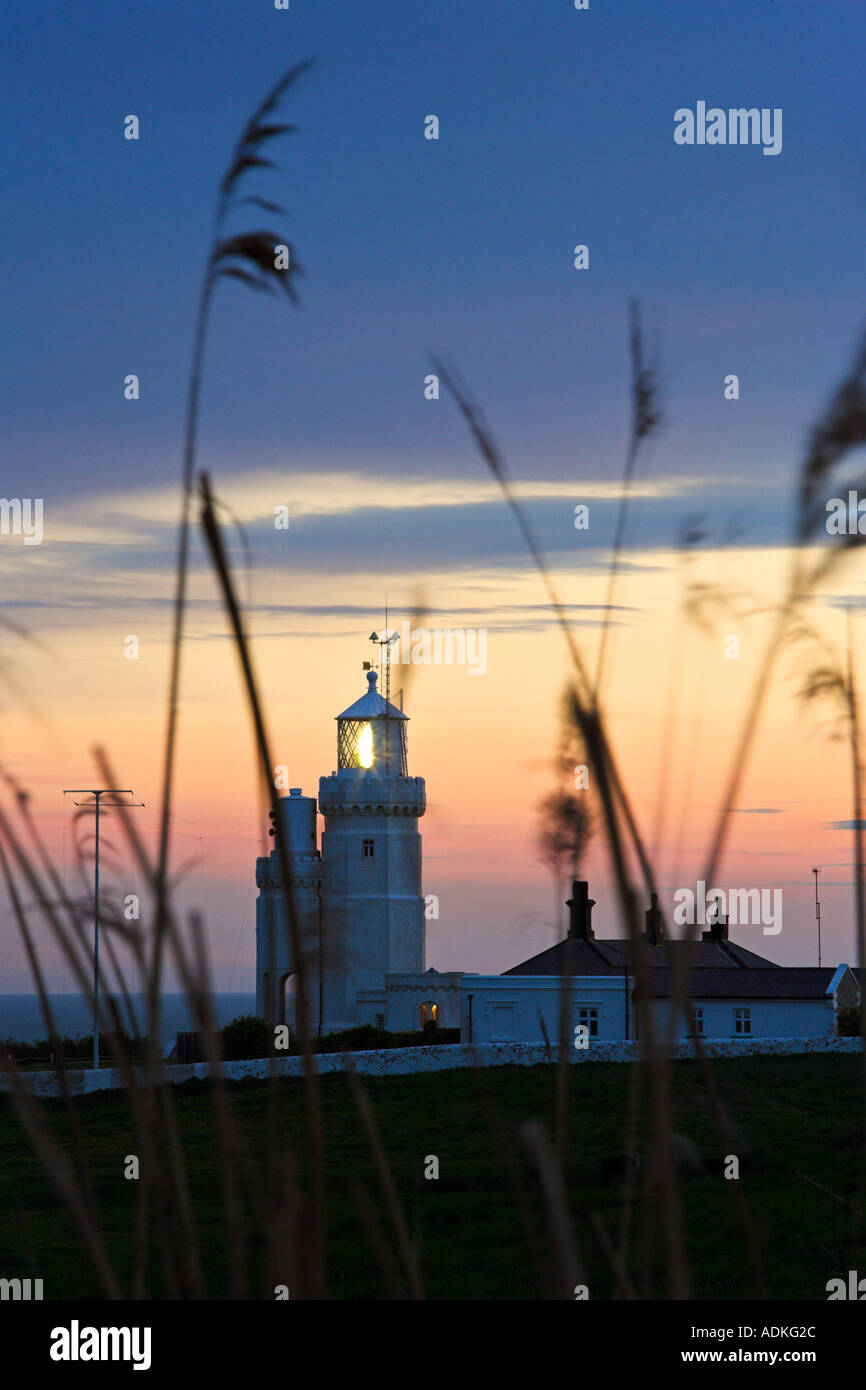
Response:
362,839,375,858
734,1008,751,1035
420,1003,427,1026
578,1007,598,1038
431,1003,438,1022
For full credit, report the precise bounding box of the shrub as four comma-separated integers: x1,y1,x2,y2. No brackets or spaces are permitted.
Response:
314,1024,460,1053
316,1025,394,1053
837,1005,862,1037
392,1027,460,1048
220,1014,272,1060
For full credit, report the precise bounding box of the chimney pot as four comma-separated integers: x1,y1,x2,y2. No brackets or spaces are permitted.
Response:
566,880,595,940
645,892,664,945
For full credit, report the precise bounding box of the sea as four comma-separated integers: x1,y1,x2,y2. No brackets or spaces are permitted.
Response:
0,994,257,1047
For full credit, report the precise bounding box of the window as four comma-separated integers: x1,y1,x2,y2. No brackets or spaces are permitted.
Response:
420,1003,427,1026
734,1007,751,1035
691,1008,704,1037
431,1003,438,1022
491,1004,515,1041
375,1013,385,1032
578,1007,599,1038
362,839,375,858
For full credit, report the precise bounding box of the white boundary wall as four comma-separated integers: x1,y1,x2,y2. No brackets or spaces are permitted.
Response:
3,1036,861,1098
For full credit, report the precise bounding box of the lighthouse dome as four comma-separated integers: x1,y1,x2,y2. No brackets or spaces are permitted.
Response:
335,668,407,722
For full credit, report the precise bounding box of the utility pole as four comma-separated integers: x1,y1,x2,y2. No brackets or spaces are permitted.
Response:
63,788,144,1069
813,866,822,968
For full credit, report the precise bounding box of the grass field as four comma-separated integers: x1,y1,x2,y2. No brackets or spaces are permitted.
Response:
1,1053,864,1300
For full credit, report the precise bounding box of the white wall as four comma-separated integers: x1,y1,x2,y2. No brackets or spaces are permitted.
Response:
649,997,836,1040
13,1037,861,1098
385,973,464,1031
460,976,836,1044
460,975,633,1044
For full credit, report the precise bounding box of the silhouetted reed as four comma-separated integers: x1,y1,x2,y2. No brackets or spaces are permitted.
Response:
2,62,865,1305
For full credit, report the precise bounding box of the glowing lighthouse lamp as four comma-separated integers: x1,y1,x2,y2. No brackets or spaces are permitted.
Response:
357,722,373,769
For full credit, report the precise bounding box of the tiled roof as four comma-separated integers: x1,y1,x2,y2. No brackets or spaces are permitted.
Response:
503,936,838,999
504,937,782,977
643,967,837,1000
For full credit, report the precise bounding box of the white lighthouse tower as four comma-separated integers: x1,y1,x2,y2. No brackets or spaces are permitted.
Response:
317,666,426,1032
255,658,426,1036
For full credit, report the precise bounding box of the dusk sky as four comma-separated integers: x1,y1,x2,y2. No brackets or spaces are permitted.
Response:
2,0,866,989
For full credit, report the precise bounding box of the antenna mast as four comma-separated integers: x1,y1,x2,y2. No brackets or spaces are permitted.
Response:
813,866,822,967
369,607,398,775
383,599,391,708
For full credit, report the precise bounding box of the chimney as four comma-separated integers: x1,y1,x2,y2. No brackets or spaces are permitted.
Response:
566,880,595,940
645,891,664,945
702,909,729,942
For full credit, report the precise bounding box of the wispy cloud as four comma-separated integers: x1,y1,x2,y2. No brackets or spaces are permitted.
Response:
60,468,709,530
0,466,823,626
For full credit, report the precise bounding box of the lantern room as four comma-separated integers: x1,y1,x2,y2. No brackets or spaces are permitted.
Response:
335,669,408,776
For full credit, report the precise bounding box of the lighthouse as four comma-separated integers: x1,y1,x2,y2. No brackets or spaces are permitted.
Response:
255,665,426,1035
318,668,426,1032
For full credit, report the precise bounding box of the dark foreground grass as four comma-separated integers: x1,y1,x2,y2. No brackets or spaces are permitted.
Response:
0,1053,863,1300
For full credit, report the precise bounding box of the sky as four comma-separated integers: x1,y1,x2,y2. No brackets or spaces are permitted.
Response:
1,0,866,990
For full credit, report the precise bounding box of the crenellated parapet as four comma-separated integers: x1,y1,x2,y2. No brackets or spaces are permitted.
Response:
256,850,324,891
318,771,426,817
